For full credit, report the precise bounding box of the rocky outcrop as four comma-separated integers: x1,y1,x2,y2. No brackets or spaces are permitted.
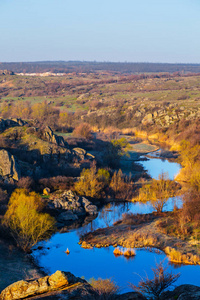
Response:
0,149,21,181
72,147,95,161
142,113,154,125
0,270,96,300
44,126,66,147
160,284,200,300
116,292,146,299
0,118,27,133
48,190,98,223
1,270,200,300
0,70,15,75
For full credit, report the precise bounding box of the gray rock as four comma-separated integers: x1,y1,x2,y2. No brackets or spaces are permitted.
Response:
0,270,95,300
0,150,21,181
82,196,92,208
160,284,200,300
48,190,98,221
142,113,154,125
44,126,66,147
72,147,86,160
0,118,27,133
85,204,98,215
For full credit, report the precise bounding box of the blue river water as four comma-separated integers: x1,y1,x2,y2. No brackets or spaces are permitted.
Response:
32,155,200,293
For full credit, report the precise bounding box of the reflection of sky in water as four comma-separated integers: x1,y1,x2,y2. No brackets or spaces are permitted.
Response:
80,197,182,233
32,156,200,292
33,228,200,293
140,157,181,180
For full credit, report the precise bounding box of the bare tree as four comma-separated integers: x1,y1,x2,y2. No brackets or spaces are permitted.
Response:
129,262,180,300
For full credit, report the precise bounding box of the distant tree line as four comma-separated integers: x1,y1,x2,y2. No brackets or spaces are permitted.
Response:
1,61,200,74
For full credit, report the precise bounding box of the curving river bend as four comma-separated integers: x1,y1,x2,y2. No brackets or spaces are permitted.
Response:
32,154,200,293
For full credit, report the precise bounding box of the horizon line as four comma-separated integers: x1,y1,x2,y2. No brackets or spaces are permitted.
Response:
1,60,200,65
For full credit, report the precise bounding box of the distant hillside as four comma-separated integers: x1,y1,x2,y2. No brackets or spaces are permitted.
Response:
1,61,200,74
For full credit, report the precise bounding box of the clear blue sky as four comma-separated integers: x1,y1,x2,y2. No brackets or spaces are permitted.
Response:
0,0,199,63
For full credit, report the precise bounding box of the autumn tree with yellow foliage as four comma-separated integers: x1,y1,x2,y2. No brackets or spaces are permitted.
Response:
176,140,200,191
3,189,55,251
137,173,179,213
75,163,107,198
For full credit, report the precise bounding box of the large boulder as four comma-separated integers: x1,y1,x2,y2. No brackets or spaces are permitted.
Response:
85,204,98,215
72,147,86,160
44,126,66,147
0,270,95,300
48,190,98,222
49,190,81,210
0,150,21,181
72,147,95,161
82,197,98,215
160,284,200,300
142,113,154,125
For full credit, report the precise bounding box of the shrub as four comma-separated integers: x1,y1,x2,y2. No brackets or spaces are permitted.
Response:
89,278,119,299
75,163,104,198
73,122,92,139
137,173,179,213
104,138,129,168
110,170,133,200
2,189,55,251
130,262,180,300
38,176,74,192
97,169,110,186
182,190,200,223
110,170,124,195
17,177,35,191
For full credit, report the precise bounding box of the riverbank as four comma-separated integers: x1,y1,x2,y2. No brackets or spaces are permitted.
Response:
80,211,200,265
2,269,200,300
0,239,46,291
0,143,182,292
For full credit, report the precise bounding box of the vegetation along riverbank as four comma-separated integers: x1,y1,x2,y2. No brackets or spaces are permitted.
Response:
0,68,200,297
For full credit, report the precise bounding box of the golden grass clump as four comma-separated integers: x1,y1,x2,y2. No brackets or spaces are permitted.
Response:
65,248,70,254
165,247,200,265
113,247,123,256
123,248,136,257
113,247,136,257
81,241,93,249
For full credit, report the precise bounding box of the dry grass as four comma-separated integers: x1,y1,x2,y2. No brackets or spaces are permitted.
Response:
89,277,119,299
81,241,93,249
165,246,200,265
65,248,70,254
113,247,123,256
123,248,136,257
113,247,135,257
81,212,200,266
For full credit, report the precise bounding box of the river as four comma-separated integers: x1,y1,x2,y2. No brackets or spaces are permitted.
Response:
32,154,200,293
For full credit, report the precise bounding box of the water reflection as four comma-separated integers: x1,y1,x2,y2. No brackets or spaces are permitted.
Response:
140,156,181,180
32,154,200,293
